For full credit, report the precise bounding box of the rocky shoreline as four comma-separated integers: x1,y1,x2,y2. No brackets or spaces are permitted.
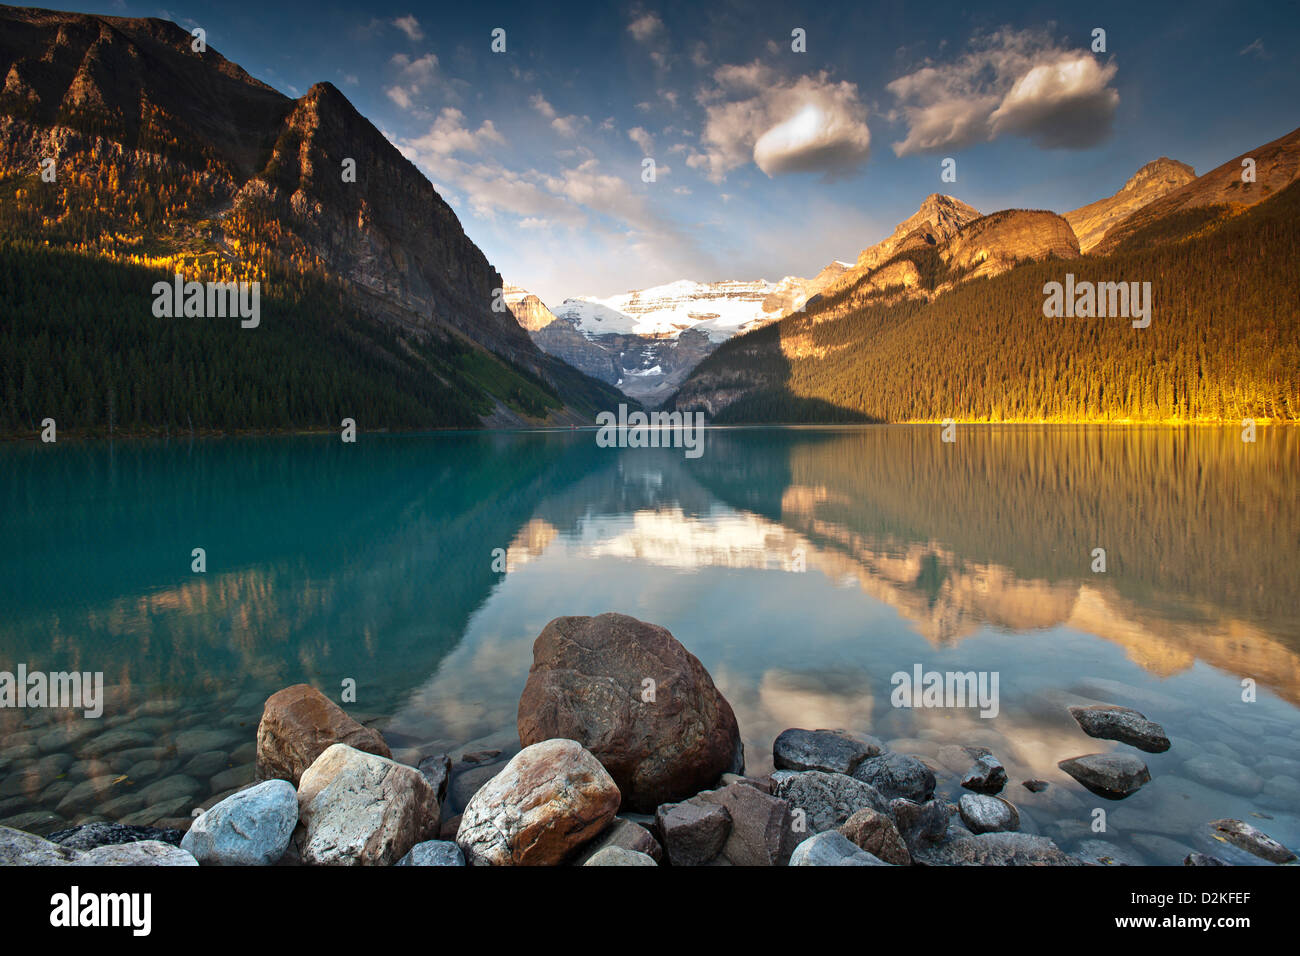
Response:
2,613,1297,867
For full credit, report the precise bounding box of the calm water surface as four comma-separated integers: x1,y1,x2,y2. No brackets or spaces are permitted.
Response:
1,426,1297,864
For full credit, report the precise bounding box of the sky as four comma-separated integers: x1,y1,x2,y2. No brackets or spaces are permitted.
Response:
68,0,1300,304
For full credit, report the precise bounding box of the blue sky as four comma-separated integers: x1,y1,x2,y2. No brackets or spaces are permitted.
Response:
74,0,1300,303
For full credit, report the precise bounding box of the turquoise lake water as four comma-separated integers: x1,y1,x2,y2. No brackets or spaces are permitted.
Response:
1,425,1297,864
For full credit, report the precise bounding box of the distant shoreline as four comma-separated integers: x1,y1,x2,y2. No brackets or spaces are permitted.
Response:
2,418,1293,443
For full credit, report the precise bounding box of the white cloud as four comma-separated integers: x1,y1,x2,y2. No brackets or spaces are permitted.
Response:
385,52,439,111
689,62,871,181
888,29,1119,155
529,93,556,119
628,126,655,154
628,13,664,43
401,108,504,157
393,15,423,42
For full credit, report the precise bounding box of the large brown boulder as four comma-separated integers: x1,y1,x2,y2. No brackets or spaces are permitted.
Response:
517,613,744,812
256,684,391,785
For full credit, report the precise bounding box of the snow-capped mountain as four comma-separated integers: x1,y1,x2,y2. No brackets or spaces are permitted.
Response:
507,267,849,403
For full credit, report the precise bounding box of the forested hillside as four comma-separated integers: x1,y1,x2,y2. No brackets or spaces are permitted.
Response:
0,241,571,435
674,180,1300,423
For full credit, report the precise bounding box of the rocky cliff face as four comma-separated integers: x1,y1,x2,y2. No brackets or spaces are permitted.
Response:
1094,126,1300,253
0,5,611,420
503,285,559,332
941,209,1080,279
1065,158,1196,253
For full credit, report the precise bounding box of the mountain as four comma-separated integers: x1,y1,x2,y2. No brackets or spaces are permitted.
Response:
502,284,558,332
0,5,626,433
671,130,1300,423
508,269,849,403
1094,125,1300,253
1065,158,1196,252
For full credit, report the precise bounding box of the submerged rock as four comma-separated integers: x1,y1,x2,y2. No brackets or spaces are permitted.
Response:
961,754,1009,794
457,739,619,866
1068,704,1170,753
1207,819,1296,864
1184,852,1229,866
1057,753,1151,799
1182,756,1264,796
256,684,391,786
517,613,744,812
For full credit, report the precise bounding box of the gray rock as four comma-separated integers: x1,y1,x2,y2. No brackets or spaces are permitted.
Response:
416,753,452,804
853,752,936,802
583,846,657,866
771,728,882,775
958,793,1020,834
1206,819,1296,864
182,779,297,865
572,817,663,865
694,782,793,866
1057,753,1150,799
1184,852,1228,866
789,830,889,866
655,800,731,866
396,839,465,866
914,831,1079,866
1022,779,1049,793
770,770,891,834
0,826,83,864
890,797,952,850
0,827,197,866
1068,704,1170,753
1182,756,1263,796
48,822,184,850
79,841,198,866
448,761,505,812
961,754,1008,794
297,744,441,866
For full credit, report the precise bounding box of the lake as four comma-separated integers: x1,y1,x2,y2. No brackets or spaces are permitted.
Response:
1,425,1297,864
